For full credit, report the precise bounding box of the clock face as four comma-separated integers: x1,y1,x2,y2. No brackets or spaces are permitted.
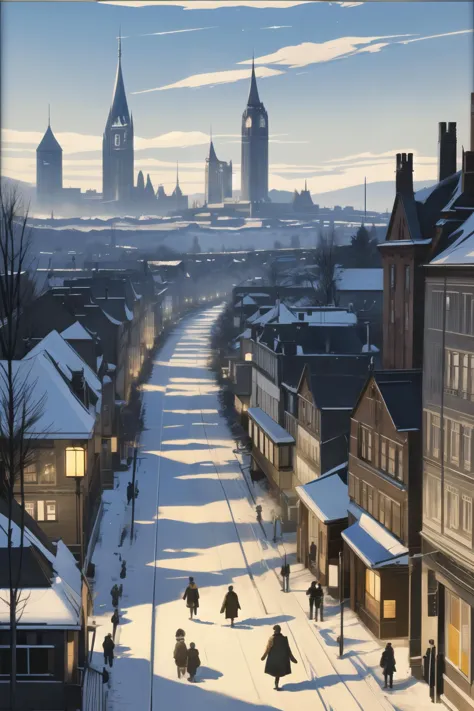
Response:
245,116,252,129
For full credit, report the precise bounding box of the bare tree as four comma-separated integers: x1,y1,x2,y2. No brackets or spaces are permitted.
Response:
313,228,338,305
0,187,43,710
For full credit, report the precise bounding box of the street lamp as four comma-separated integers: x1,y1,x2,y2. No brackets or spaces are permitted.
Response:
66,446,86,566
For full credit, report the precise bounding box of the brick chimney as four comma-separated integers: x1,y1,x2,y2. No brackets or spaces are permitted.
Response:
395,153,414,196
438,122,457,181
462,149,474,197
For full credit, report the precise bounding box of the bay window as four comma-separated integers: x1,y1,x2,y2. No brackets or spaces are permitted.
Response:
365,569,381,618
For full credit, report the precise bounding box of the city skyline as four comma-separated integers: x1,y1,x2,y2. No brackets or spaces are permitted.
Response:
2,1,472,197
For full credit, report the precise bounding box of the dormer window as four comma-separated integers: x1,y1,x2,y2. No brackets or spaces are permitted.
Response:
114,134,120,147
245,116,252,129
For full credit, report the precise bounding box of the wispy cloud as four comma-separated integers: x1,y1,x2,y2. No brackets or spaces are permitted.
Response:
132,66,283,94
2,128,213,153
334,2,364,7
398,29,473,45
140,26,216,37
261,25,292,30
101,1,310,9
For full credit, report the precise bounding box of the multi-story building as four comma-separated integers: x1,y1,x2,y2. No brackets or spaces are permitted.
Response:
36,115,62,206
205,139,232,204
343,370,422,645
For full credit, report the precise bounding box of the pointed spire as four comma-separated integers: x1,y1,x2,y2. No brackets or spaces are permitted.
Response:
247,53,261,107
208,138,218,163
304,179,307,191
48,104,51,127
108,32,130,129
118,26,122,61
176,161,179,187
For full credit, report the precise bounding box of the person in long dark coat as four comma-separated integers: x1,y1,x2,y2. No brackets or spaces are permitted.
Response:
187,642,201,682
103,634,115,667
380,642,396,689
110,584,120,608
173,632,188,679
423,639,436,701
261,624,297,690
183,577,200,619
220,585,241,627
111,609,120,640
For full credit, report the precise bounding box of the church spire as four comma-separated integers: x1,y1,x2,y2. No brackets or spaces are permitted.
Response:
107,30,130,128
176,161,180,187
247,54,261,107
48,104,51,127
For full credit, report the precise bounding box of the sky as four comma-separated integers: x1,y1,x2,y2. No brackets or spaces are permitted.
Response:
2,1,473,198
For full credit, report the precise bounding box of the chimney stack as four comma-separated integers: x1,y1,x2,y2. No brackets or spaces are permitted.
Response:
395,153,414,196
438,122,457,182
462,149,474,197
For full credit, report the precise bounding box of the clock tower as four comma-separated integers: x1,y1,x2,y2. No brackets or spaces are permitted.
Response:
241,58,269,203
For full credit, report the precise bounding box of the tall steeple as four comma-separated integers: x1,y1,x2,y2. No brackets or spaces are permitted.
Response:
247,55,261,107
37,111,63,203
103,32,134,204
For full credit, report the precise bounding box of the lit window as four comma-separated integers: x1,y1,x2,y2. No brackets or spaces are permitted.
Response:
114,134,120,147
244,352,252,362
365,569,381,618
446,591,470,677
245,116,252,129
384,600,396,619
46,501,57,522
24,502,35,519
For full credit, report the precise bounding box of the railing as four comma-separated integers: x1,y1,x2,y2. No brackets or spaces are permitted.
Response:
284,411,298,442
82,664,107,711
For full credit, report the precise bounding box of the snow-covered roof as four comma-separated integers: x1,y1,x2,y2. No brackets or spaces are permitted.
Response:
300,309,357,326
234,328,251,342
235,295,257,308
335,268,383,292
0,511,81,627
248,407,295,444
0,352,95,439
25,330,101,399
430,211,474,265
362,343,380,353
341,513,408,569
102,309,122,326
125,304,134,321
295,470,348,524
248,303,297,326
61,321,93,341
414,182,438,204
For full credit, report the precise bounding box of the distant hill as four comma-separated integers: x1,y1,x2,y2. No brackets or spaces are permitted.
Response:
269,180,437,213
1,176,36,205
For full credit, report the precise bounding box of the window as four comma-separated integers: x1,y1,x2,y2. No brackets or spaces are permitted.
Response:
380,438,387,472
245,116,252,128
114,134,120,147
451,422,460,464
0,646,54,677
379,494,385,525
432,414,441,458
470,356,474,399
424,474,441,524
430,290,444,330
367,485,374,516
30,500,57,522
447,485,460,530
360,426,372,463
405,266,410,292
244,352,252,362
279,446,291,468
24,462,37,483
390,264,396,290
462,354,469,396
396,446,403,480
388,444,396,476
38,450,56,485
259,116,266,128
446,591,470,677
384,600,396,619
392,502,401,537
24,502,35,518
462,495,472,536
365,569,381,618
464,427,472,472
446,291,460,333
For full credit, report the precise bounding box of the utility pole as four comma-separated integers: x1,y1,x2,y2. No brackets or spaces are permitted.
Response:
130,445,138,541
339,549,344,657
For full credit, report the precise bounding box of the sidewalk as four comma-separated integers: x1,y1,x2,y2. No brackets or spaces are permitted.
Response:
238,453,435,711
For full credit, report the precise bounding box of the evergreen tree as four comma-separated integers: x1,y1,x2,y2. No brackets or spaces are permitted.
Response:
350,224,378,267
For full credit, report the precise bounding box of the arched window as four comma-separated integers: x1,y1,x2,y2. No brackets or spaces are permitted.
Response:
245,116,252,129
114,134,120,147
259,116,266,128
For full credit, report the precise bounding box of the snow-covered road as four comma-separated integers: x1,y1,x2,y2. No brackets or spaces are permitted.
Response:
91,307,398,711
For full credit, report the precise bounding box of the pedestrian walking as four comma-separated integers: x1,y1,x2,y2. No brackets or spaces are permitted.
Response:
103,633,115,667
183,577,199,619
261,624,297,691
220,585,241,627
126,481,133,505
423,639,436,702
380,642,396,689
187,642,201,682
110,584,120,608
280,559,290,592
120,560,127,579
111,608,120,640
309,541,317,567
173,630,188,679
306,581,318,619
314,582,324,621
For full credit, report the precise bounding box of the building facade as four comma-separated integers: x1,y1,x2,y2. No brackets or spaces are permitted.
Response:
205,140,232,204
36,119,63,205
241,60,269,203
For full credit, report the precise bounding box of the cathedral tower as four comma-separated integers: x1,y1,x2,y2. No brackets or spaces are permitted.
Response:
102,34,134,204
36,109,63,204
241,58,268,203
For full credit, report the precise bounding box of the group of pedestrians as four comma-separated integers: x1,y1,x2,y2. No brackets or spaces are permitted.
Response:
173,628,201,682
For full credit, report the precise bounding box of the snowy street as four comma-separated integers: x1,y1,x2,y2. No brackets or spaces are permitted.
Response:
90,307,432,711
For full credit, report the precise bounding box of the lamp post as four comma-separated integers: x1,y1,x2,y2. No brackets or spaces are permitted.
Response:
66,446,86,567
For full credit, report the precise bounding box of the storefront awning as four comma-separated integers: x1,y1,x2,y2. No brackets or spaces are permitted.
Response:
295,471,349,524
248,407,294,445
341,513,408,569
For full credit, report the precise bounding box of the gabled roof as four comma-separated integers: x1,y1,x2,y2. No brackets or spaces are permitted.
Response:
61,321,93,341
0,352,95,439
25,330,101,399
37,125,62,153
307,373,367,410
295,467,348,524
373,370,422,431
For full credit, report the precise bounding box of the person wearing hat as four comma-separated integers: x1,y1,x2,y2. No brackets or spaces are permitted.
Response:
261,624,297,690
